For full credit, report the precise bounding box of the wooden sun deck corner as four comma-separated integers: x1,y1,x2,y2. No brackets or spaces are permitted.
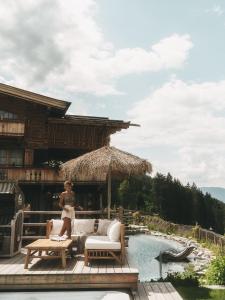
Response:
0,250,138,290
0,249,183,299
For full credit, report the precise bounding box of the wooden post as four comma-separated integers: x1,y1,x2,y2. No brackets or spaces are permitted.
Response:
24,149,34,166
100,193,103,210
118,206,124,223
107,167,111,219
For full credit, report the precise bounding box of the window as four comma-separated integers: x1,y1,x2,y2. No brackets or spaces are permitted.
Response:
0,149,23,166
0,110,18,120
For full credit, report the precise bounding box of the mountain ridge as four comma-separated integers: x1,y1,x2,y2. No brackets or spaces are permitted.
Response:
200,187,225,203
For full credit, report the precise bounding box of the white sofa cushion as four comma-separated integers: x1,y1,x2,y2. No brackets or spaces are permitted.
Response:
85,236,121,250
108,221,121,242
96,219,112,235
72,219,95,235
50,219,63,235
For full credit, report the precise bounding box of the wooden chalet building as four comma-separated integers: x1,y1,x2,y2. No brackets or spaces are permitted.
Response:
0,83,133,211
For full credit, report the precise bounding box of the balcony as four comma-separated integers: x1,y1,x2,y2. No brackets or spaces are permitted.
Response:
0,120,25,136
0,167,64,183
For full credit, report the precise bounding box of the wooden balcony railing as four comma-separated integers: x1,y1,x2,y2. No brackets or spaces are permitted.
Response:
0,167,64,182
0,120,25,136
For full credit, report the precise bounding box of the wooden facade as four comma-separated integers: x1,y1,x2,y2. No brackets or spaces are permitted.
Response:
0,83,134,210
0,120,25,136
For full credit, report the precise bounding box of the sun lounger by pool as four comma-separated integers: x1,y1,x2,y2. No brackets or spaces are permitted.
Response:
156,246,196,262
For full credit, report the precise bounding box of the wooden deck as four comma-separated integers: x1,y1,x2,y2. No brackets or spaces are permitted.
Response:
0,251,183,299
134,282,183,300
0,250,138,290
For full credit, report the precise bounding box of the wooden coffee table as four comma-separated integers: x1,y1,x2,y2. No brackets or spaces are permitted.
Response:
24,239,72,269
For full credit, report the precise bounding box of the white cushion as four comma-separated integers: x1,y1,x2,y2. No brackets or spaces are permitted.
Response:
50,219,63,235
106,219,118,236
85,236,121,250
108,221,121,242
97,219,112,235
72,219,95,235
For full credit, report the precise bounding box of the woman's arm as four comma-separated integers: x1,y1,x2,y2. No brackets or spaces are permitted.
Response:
71,191,75,207
59,193,64,209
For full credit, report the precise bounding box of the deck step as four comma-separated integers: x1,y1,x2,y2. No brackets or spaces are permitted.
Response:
134,282,183,300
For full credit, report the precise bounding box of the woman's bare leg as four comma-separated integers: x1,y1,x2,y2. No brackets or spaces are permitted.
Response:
59,218,67,236
65,218,72,239
59,217,71,238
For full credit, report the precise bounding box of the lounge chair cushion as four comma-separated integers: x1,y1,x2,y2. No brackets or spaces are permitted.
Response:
85,236,121,250
73,219,95,235
96,219,112,235
108,221,121,242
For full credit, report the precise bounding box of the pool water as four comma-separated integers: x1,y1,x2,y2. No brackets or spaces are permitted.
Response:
127,234,188,281
0,290,131,300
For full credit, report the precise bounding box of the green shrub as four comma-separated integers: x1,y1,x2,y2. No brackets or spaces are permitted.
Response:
205,256,225,285
164,265,199,287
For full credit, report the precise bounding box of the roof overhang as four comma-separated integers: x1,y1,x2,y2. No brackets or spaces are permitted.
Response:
48,115,139,129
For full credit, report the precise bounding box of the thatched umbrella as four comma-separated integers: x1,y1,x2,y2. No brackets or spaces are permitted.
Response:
60,146,152,218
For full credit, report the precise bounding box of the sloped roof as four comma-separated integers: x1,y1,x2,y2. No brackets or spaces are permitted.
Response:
0,83,70,112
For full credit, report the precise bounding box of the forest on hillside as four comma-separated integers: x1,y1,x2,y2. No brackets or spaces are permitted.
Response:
110,173,225,235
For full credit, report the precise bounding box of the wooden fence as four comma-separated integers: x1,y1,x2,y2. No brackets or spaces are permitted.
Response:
22,209,225,252
22,208,126,242
140,215,225,252
193,226,225,250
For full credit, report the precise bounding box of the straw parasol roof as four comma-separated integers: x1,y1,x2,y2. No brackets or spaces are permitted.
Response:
60,146,152,181
60,146,152,218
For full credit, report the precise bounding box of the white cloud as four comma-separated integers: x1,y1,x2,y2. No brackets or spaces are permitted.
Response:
205,5,224,17
0,0,193,97
112,79,225,187
213,5,224,16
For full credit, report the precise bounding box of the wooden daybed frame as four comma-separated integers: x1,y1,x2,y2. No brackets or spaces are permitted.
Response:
84,223,125,266
46,220,125,266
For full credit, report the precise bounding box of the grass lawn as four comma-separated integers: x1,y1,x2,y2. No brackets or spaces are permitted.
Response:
177,286,225,300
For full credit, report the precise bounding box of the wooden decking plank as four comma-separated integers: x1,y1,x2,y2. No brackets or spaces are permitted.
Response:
147,282,166,300
164,282,183,300
137,282,148,299
143,282,158,300
114,262,123,273
89,261,99,273
82,263,91,274
0,254,24,275
98,262,107,274
71,256,81,273
133,290,141,300
156,282,175,300
121,255,131,273
73,257,84,273
106,261,115,274
0,253,23,274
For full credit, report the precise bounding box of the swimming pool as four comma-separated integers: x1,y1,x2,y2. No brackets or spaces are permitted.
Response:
127,234,188,281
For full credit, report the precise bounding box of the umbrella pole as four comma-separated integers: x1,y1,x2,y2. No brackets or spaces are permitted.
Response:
107,168,111,219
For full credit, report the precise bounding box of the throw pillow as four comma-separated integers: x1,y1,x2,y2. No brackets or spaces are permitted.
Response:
97,219,112,235
108,221,121,242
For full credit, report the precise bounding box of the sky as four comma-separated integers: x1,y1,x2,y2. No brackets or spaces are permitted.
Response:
1,0,225,187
